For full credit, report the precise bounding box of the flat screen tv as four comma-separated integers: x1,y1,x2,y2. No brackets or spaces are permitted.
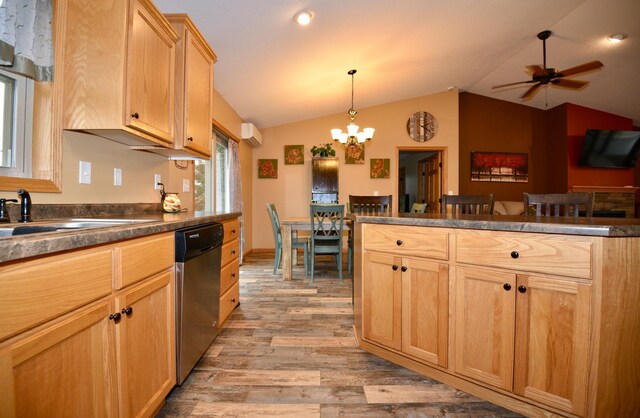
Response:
577,129,640,168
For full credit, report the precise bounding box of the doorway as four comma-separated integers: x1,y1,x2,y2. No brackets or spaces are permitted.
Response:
398,148,445,213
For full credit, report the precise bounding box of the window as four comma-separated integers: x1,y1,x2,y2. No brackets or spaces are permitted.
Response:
194,130,230,212
0,68,33,178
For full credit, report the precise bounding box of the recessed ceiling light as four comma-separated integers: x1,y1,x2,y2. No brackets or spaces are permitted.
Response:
295,10,314,26
607,34,626,43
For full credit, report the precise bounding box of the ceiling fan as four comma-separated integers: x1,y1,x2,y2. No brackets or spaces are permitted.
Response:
492,30,604,100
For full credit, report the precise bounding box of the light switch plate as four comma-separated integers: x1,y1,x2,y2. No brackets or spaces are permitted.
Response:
114,168,122,186
182,179,190,192
79,161,91,184
154,174,162,189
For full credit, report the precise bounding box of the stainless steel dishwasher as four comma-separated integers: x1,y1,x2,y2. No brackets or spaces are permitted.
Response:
175,222,224,385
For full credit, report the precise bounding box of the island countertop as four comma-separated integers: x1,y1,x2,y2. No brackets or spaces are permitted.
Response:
0,211,241,264
349,212,640,237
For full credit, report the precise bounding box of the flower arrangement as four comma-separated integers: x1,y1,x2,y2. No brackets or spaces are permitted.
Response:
310,143,336,157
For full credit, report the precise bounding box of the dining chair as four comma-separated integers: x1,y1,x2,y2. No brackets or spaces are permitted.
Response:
524,192,594,217
410,202,428,213
267,203,308,275
441,194,495,215
347,195,393,275
309,204,345,283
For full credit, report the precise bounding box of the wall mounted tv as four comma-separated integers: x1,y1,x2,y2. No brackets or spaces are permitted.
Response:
577,129,640,168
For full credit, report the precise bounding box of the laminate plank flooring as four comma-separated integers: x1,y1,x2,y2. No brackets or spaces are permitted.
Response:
158,252,522,418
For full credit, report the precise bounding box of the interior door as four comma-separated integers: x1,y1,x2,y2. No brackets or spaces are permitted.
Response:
418,153,442,213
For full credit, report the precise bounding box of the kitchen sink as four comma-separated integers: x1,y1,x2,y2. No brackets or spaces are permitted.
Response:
0,218,157,237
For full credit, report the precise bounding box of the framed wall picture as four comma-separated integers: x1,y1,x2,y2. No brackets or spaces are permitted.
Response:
284,145,304,165
345,143,365,164
258,159,278,178
370,158,390,178
470,152,528,182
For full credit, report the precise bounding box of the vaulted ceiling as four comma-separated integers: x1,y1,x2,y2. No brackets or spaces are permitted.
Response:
154,0,640,129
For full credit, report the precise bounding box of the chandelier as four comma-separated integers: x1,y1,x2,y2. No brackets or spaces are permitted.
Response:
331,69,374,145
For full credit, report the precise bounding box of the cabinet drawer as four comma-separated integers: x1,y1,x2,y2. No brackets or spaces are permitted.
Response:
0,247,113,341
115,233,174,289
456,231,593,279
221,239,240,267
221,257,240,295
219,280,239,327
363,224,449,260
222,219,240,244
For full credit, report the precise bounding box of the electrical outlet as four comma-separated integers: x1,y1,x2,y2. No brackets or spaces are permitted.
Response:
79,161,91,184
182,179,190,192
114,168,122,186
154,174,162,189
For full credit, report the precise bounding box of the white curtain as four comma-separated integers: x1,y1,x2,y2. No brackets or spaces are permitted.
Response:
0,0,53,81
228,140,244,264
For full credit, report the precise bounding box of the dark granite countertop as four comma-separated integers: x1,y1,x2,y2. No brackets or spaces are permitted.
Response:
0,210,241,264
349,213,640,237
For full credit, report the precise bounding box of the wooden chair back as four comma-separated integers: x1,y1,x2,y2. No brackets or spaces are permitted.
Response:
348,195,392,214
441,194,495,215
524,192,594,217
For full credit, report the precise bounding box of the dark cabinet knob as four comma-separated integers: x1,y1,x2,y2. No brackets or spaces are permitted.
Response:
231,298,236,303
232,229,236,233
401,266,408,272
511,251,519,259
518,285,527,293
231,273,236,278
131,112,139,119
503,283,512,291
187,136,193,141
231,250,236,255
121,307,133,316
396,240,403,246
392,265,398,271
109,312,121,322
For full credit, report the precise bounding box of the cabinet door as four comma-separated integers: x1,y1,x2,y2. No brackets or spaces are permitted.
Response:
401,258,448,367
514,275,591,416
115,270,175,418
312,158,339,193
183,30,213,156
454,266,515,391
0,302,117,418
126,0,175,143
362,252,401,350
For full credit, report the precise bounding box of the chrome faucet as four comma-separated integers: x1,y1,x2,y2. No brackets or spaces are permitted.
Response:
17,189,32,223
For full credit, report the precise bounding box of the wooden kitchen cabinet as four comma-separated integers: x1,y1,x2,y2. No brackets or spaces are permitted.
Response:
63,0,178,147
164,14,216,159
219,218,240,328
454,266,591,416
0,232,176,418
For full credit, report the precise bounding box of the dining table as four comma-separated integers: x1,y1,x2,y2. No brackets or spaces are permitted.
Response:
280,216,351,281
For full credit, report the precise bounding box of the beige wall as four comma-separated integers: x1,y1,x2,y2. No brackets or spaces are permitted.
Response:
252,89,459,250
0,130,192,209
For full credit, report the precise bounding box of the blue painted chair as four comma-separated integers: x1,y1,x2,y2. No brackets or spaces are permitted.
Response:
309,204,345,283
267,203,308,275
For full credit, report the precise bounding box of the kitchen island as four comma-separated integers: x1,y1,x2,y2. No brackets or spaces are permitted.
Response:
351,213,640,418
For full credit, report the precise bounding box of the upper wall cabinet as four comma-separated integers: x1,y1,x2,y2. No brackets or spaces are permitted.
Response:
62,0,178,147
163,14,216,159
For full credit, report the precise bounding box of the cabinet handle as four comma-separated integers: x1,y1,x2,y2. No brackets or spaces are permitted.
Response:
401,266,408,272
121,306,133,316
231,250,236,255
109,312,121,322
231,273,236,278
503,283,512,291
396,240,403,246
511,251,519,259
232,229,236,233
131,112,139,119
231,298,236,303
518,285,527,293
187,136,193,141
392,265,399,271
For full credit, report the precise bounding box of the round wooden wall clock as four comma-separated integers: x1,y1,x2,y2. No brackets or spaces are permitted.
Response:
407,111,438,142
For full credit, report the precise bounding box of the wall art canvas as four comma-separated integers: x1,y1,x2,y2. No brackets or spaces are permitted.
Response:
258,159,278,178
345,143,365,164
284,145,304,165
370,158,390,178
470,152,528,182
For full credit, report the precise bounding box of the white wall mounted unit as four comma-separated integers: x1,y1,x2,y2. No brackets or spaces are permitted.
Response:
241,123,262,147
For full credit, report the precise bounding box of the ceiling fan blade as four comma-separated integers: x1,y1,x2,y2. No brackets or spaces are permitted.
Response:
551,78,589,89
492,80,535,89
557,60,604,77
526,65,546,76
521,83,542,99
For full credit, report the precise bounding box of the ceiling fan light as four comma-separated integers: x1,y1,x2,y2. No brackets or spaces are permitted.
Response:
607,34,626,43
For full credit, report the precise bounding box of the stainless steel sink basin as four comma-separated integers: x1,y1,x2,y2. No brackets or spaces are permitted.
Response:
0,217,157,237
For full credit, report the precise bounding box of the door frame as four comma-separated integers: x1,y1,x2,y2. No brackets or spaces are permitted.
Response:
396,147,448,213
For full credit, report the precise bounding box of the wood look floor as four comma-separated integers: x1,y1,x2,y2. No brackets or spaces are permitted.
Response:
158,252,522,418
